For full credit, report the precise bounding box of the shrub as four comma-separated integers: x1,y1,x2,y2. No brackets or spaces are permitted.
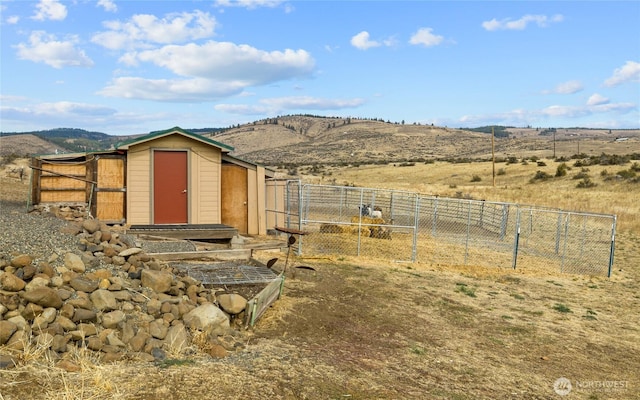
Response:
497,168,506,176
552,303,572,313
573,171,590,180
471,174,482,182
506,156,518,165
0,153,20,167
600,169,610,177
631,162,640,172
555,162,569,177
576,177,597,188
537,161,547,167
530,170,552,182
617,169,637,179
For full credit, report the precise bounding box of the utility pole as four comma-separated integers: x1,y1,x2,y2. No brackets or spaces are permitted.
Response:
553,130,556,159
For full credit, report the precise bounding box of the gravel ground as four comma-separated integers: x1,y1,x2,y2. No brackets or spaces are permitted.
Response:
0,199,82,267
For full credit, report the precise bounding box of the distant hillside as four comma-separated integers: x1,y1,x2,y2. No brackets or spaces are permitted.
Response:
208,116,640,166
2,118,639,164
0,128,133,155
0,134,68,157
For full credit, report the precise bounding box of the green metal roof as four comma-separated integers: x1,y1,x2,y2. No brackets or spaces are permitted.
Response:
116,126,234,152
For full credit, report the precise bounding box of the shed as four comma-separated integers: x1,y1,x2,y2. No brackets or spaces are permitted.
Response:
30,127,275,239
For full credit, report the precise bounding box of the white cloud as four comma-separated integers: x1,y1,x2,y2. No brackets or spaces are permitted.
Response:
100,37,315,102
97,0,118,13
351,31,381,50
0,98,170,133
15,31,94,69
31,0,67,21
7,15,20,24
587,93,609,106
215,96,365,115
92,10,217,50
99,77,247,101
409,28,444,47
482,14,563,31
604,61,640,87
1,101,115,122
214,0,285,9
36,101,116,116
550,80,584,95
132,41,315,83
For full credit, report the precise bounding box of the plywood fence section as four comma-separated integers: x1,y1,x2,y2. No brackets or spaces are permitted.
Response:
31,154,127,224
31,159,92,204
94,156,126,222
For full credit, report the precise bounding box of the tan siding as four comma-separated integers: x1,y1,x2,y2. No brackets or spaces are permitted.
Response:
247,169,258,235
125,134,222,225
256,167,267,235
193,144,220,223
126,146,151,225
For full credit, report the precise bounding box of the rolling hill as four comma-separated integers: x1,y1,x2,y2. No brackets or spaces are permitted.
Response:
2,117,639,165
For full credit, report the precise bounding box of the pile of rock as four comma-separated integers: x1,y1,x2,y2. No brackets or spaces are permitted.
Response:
31,203,90,222
0,218,251,370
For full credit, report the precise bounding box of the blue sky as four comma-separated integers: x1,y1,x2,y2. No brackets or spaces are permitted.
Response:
1,0,639,136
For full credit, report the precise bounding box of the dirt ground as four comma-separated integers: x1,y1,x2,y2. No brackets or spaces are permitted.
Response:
1,173,639,399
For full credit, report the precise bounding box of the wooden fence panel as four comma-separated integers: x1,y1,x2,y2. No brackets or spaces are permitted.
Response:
95,157,125,222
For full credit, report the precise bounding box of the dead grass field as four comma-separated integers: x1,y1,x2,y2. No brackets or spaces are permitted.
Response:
1,158,639,399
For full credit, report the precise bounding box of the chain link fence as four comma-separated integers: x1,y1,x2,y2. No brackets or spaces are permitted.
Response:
265,181,617,277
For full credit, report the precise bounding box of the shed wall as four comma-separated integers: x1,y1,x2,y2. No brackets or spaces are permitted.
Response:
126,135,221,225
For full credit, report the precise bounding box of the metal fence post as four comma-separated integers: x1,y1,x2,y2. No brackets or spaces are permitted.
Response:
608,216,617,278
464,200,472,265
357,189,364,256
296,183,306,256
512,207,521,269
412,195,420,262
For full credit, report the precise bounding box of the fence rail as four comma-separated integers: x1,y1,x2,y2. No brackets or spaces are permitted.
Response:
265,181,616,277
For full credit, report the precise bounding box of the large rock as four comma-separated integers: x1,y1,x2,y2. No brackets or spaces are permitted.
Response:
10,254,32,268
90,289,117,311
149,319,169,340
0,272,26,292
82,219,101,234
64,253,86,273
183,303,230,336
217,293,248,315
165,323,189,354
119,247,143,258
72,308,97,323
141,269,173,293
24,276,50,291
21,287,63,309
69,277,99,293
102,310,125,329
0,321,18,345
32,307,57,328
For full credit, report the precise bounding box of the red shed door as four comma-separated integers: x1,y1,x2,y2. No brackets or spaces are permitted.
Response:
153,151,188,224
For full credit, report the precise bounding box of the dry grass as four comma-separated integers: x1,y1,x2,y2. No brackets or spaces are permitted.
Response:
2,157,639,399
